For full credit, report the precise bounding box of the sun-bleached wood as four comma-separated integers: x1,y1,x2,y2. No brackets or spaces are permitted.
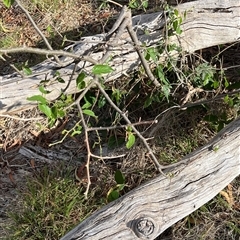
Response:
60,117,240,240
1,0,239,114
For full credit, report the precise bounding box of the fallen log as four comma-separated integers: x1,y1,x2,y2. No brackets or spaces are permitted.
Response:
1,0,240,114
60,116,240,240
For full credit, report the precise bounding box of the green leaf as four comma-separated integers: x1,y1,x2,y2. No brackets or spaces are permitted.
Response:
162,85,171,101
54,71,61,76
66,198,77,217
53,71,64,83
39,85,51,94
38,104,52,119
76,72,86,89
112,88,123,105
146,47,157,62
126,126,132,132
224,95,234,107
144,97,152,108
142,0,148,9
62,129,68,135
213,80,220,89
51,106,58,119
126,133,135,149
156,65,164,80
224,78,229,88
98,96,106,108
57,109,65,118
129,1,138,9
184,10,187,19
82,109,97,118
179,17,183,25
175,25,182,34
92,64,113,75
114,170,125,184
56,77,65,83
22,66,32,75
3,0,15,8
174,9,179,16
46,25,52,33
65,94,73,104
173,20,178,32
71,125,82,136
116,184,125,191
107,189,119,202
82,101,92,109
27,95,47,104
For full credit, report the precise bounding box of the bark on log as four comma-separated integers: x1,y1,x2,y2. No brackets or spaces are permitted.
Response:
60,117,240,240
1,0,239,114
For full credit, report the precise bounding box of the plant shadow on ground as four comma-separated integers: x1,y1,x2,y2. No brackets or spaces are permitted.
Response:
0,0,240,239
0,0,123,75
3,78,240,239
0,0,187,75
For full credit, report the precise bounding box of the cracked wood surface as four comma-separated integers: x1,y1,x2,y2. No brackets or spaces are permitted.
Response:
1,0,240,114
60,117,240,240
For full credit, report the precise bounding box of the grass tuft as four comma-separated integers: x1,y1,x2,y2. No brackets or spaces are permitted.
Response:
6,164,104,240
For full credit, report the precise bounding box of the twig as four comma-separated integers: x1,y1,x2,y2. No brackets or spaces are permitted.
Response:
0,47,99,65
90,152,126,159
65,81,95,111
126,19,161,87
48,120,82,147
52,61,79,101
107,0,123,8
180,88,240,110
1,153,28,168
181,84,204,105
15,0,61,64
101,9,129,63
1,55,25,77
87,120,158,132
9,64,25,78
104,6,161,88
76,102,92,198
146,105,179,137
93,77,166,176
0,114,43,121
106,6,128,37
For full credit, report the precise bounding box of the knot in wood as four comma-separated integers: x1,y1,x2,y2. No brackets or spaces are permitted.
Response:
134,217,155,238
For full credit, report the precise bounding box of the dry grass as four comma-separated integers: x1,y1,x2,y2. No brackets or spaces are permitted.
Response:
0,0,239,239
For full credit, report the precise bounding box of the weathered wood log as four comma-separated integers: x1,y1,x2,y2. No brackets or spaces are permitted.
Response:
1,0,239,114
60,117,240,240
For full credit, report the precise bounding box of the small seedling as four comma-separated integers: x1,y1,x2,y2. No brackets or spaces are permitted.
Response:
107,170,126,202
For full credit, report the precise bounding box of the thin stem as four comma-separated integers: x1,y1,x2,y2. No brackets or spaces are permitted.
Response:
76,102,92,198
15,0,61,64
0,46,99,65
93,77,166,175
0,114,43,121
87,120,158,132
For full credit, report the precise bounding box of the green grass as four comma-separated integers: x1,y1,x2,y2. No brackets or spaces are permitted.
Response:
1,0,239,239
6,165,104,240
0,28,20,48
